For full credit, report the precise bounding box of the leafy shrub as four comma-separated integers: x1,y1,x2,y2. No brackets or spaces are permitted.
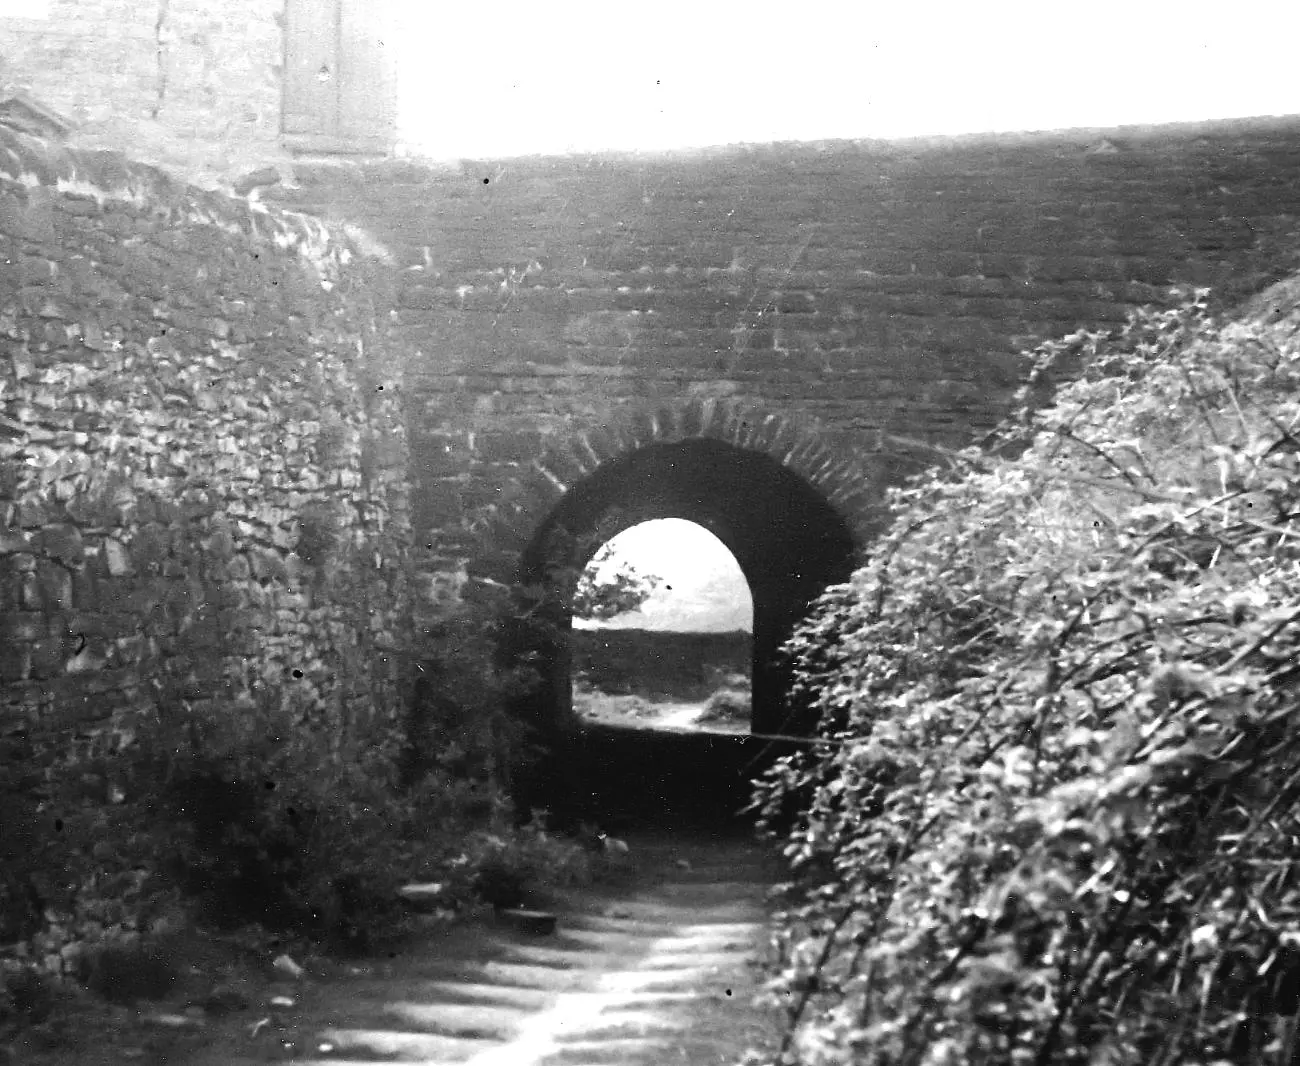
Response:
72,697,419,949
7,582,604,997
574,692,658,720
6,658,558,983
81,940,179,1004
572,542,662,622
402,605,537,789
699,686,751,723
468,818,593,909
754,289,1300,1065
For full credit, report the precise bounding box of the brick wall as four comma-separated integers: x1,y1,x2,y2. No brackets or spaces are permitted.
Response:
268,118,1300,619
0,0,287,188
0,126,410,816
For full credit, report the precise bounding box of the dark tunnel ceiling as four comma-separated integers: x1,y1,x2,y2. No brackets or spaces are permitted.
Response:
521,438,859,624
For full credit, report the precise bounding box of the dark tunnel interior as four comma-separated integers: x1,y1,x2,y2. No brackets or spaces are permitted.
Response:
511,438,860,829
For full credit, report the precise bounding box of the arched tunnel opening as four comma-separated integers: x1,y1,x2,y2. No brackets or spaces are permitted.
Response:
508,437,859,831
571,517,754,735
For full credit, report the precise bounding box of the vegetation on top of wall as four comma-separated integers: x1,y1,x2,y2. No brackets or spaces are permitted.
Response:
754,288,1300,1065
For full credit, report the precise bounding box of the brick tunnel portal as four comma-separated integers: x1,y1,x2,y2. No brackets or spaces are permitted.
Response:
517,438,859,743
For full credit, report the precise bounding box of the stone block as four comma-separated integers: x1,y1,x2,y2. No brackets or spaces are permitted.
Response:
0,641,32,684
204,528,236,561
41,686,118,729
162,578,200,616
110,633,149,665
60,612,131,641
2,612,44,643
15,498,50,528
121,583,164,615
131,523,171,571
71,565,106,610
0,192,54,243
62,491,116,529
476,430,544,464
215,607,256,635
18,572,43,611
0,569,18,613
35,524,85,569
33,560,73,611
398,283,441,311
175,613,223,651
102,538,132,577
28,638,64,682
367,431,407,468
252,548,291,582
178,494,217,521
0,530,31,555
419,481,465,526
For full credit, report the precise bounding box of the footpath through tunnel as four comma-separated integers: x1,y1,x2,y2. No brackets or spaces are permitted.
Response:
510,437,860,830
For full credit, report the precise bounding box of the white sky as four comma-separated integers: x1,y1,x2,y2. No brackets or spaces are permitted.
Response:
395,0,1300,160
574,519,753,633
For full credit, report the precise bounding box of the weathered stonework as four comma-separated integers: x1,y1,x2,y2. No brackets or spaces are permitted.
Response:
6,2,1300,743
0,0,288,189
6,6,1300,676
0,125,410,792
266,119,1300,683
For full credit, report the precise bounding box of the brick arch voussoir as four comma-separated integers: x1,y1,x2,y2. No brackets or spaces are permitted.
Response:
476,398,880,579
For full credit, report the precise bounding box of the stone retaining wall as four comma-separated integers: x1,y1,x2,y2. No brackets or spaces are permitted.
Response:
0,124,410,806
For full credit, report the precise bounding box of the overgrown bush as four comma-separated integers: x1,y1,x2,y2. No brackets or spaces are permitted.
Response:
754,289,1300,1065
467,816,595,909
0,586,590,998
402,603,540,790
573,691,657,719
700,683,751,723
7,694,426,960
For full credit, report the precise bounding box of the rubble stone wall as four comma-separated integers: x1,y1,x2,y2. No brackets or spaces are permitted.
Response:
0,125,411,786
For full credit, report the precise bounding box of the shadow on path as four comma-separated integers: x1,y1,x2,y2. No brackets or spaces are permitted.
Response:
162,835,781,1066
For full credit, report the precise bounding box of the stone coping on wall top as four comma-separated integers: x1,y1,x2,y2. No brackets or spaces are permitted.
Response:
359,113,1300,175
0,125,387,276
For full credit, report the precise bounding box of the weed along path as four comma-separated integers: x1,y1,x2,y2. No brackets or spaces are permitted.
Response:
42,834,779,1066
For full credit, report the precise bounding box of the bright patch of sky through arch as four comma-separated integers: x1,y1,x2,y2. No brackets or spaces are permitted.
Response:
573,519,753,633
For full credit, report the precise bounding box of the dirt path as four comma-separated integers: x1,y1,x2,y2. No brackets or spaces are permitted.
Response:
576,696,748,736
654,702,707,729
37,834,780,1066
